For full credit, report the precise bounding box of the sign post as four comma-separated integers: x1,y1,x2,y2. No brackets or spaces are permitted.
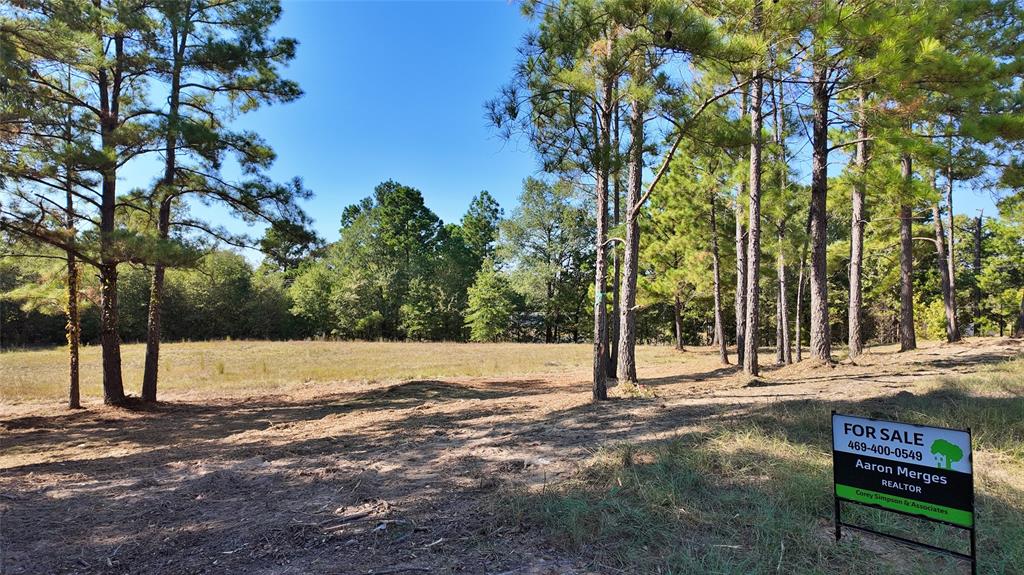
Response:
831,412,976,574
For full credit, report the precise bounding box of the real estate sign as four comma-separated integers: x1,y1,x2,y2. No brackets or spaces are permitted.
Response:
832,413,974,528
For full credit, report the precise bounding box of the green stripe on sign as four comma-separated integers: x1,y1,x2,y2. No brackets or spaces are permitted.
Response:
835,484,973,527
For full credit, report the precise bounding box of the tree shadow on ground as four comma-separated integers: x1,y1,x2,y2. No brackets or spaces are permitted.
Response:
509,381,1024,574
0,393,566,573
0,379,548,460
1,342,1021,574
639,364,740,387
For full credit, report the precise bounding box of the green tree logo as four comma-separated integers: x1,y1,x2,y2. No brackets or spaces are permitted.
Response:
930,439,964,470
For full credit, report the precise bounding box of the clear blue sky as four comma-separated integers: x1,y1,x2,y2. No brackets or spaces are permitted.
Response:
228,0,539,242
123,0,999,249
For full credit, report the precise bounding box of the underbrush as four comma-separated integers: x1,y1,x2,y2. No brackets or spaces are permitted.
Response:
498,357,1024,574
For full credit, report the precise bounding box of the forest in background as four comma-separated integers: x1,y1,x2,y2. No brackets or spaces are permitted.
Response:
3,0,1024,407
6,173,1022,350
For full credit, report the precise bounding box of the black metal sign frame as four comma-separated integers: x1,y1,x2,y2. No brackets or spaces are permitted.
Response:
831,411,977,574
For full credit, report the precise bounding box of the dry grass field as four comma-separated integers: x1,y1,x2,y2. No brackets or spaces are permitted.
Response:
0,340,687,404
0,338,1022,574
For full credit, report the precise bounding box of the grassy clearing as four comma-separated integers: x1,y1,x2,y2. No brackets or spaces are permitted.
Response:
499,357,1024,575
0,340,687,402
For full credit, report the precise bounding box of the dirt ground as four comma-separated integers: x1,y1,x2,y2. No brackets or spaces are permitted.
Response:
1,338,1022,575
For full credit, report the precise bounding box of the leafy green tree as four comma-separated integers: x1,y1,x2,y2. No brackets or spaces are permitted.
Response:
979,204,1024,336
290,180,485,341
458,191,502,268
288,261,337,337
0,247,79,350
499,178,594,343
645,142,738,361
423,192,503,340
400,277,447,341
338,180,442,339
466,262,515,342
174,251,255,340
247,269,304,340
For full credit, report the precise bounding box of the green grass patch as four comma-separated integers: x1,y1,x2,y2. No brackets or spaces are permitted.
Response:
498,358,1024,574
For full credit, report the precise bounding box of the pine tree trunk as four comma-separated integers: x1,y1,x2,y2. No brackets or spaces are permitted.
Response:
774,290,783,364
97,36,125,406
142,203,170,402
592,77,614,401
1014,291,1024,338
617,99,643,384
809,64,832,362
770,76,790,366
142,170,167,397
795,247,806,362
143,24,187,402
735,201,747,365
848,90,868,358
65,138,81,409
932,202,958,343
898,155,917,352
743,42,764,376
99,167,125,405
608,104,621,378
674,295,684,351
972,214,983,328
66,237,80,409
710,191,729,365
777,231,791,364
735,87,748,366
99,262,125,404
593,180,609,400
545,280,555,343
943,164,960,341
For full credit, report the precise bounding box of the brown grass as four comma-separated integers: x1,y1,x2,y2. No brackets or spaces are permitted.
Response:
0,340,687,404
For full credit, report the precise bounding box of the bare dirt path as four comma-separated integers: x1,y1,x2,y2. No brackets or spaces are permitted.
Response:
1,338,1021,575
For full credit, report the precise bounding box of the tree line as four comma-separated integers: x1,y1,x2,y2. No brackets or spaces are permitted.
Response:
2,247,306,345
1,0,310,406
487,0,1024,399
4,0,1024,409
2,173,598,339
286,178,595,343
2,175,598,352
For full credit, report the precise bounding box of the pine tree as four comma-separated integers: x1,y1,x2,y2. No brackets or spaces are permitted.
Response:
645,142,737,361
490,0,628,398
0,1,160,404
141,0,308,402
